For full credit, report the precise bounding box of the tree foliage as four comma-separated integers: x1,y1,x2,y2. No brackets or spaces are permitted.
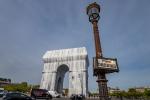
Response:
144,89,150,98
0,78,11,82
1,82,36,93
110,88,150,99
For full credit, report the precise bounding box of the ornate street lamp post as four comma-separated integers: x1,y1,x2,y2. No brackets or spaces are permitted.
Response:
87,2,119,100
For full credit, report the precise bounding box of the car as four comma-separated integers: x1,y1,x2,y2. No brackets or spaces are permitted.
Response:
2,92,34,100
0,88,7,97
48,91,60,98
70,94,85,100
0,89,5,97
30,88,52,100
78,94,85,100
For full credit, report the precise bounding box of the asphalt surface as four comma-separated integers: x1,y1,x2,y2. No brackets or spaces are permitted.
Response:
0,97,99,100
0,97,145,100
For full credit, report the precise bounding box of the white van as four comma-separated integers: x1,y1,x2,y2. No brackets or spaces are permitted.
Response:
0,88,5,97
48,91,60,98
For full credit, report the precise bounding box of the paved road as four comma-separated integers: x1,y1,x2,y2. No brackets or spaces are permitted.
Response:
0,97,99,100
0,98,69,100
0,97,145,100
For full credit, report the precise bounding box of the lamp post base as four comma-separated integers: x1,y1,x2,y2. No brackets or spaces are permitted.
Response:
97,73,109,100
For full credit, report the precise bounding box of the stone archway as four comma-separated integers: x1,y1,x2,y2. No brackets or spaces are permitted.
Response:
40,47,89,96
55,64,69,93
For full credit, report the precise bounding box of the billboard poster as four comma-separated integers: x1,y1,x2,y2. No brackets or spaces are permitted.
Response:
93,57,119,73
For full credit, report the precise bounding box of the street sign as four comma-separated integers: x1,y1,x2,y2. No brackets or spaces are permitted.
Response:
93,57,119,73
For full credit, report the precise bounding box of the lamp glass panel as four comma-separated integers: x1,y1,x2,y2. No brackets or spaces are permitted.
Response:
91,7,99,14
88,7,99,16
87,9,92,16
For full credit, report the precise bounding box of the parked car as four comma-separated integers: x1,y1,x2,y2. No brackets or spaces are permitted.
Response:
3,92,34,100
48,91,60,98
70,94,85,100
78,94,85,100
30,88,52,100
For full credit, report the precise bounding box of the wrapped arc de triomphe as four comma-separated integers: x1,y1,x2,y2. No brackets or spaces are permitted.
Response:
40,47,89,96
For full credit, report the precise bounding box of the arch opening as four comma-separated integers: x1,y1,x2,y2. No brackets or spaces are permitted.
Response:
55,64,69,94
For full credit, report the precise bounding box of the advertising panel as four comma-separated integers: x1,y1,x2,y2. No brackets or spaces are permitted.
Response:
93,57,119,73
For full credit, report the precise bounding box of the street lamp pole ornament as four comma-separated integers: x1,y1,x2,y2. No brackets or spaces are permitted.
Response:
86,2,119,100
87,2,102,58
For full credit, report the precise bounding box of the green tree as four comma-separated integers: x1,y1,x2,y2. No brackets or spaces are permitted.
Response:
2,82,31,93
144,89,150,98
127,88,143,99
31,85,40,89
3,85,15,91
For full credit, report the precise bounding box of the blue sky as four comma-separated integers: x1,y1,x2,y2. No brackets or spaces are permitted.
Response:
0,0,150,91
